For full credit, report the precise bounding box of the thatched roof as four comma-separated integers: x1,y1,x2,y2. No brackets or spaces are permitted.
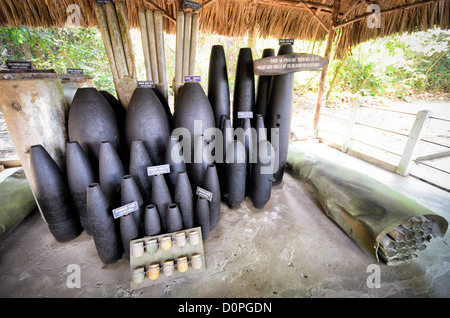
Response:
1,0,449,57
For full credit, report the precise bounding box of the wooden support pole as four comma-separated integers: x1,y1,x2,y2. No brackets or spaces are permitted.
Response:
174,10,184,96
154,10,168,101
312,0,340,139
298,1,330,33
146,10,159,83
144,0,176,23
189,13,199,75
138,9,152,81
94,4,119,80
183,12,192,78
115,2,136,79
105,1,129,79
396,110,432,176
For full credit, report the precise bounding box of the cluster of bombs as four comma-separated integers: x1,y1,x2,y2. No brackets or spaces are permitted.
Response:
28,43,294,265
378,215,437,265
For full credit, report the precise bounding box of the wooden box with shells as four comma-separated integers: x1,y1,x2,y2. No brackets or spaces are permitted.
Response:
129,227,206,290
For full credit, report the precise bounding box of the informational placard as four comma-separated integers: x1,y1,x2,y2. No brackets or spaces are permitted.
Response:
253,53,328,76
184,0,200,11
112,201,139,219
184,75,201,83
67,68,84,74
279,39,294,45
147,164,171,176
196,187,213,201
137,80,155,88
238,111,253,119
6,61,33,70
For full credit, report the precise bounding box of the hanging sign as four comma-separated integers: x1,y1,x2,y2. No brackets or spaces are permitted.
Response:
6,61,33,70
184,75,201,83
137,80,155,88
253,53,328,76
279,39,294,46
112,201,139,219
184,0,200,11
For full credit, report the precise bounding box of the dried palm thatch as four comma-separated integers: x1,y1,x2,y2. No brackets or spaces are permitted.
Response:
0,0,449,57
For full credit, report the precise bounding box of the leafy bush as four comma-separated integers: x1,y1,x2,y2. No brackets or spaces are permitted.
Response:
0,26,115,95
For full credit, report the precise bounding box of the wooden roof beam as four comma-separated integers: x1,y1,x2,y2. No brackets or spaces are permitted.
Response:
298,1,330,32
258,0,335,15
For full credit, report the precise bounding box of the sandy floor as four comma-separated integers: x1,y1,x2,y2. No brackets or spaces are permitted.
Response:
1,142,449,298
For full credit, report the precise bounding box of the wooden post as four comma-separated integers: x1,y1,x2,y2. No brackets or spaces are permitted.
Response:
154,10,168,101
183,12,192,78
94,4,119,80
312,0,341,139
342,100,362,153
116,2,136,79
174,10,184,97
104,1,129,79
189,13,200,76
146,10,159,83
138,9,152,81
396,110,432,176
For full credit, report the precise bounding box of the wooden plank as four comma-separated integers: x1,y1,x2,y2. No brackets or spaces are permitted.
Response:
416,151,450,162
396,110,432,176
342,100,362,153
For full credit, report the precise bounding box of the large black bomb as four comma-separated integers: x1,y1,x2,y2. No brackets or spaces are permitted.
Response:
173,82,215,163
99,141,125,208
267,44,294,185
255,48,275,125
86,183,123,264
68,88,120,164
129,139,153,204
125,87,170,166
66,141,94,235
233,48,255,129
224,140,247,209
208,45,230,128
30,144,82,242
121,175,145,236
173,170,194,229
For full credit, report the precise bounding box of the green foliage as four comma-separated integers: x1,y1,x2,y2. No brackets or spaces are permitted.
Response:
0,26,115,95
1,26,448,101
329,28,450,99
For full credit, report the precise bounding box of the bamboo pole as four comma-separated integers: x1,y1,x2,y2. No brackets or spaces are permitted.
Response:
183,12,192,78
93,4,119,80
138,9,152,81
104,1,129,79
189,13,199,76
144,0,177,23
115,2,136,79
312,0,340,139
175,10,184,96
146,10,159,83
154,10,168,101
